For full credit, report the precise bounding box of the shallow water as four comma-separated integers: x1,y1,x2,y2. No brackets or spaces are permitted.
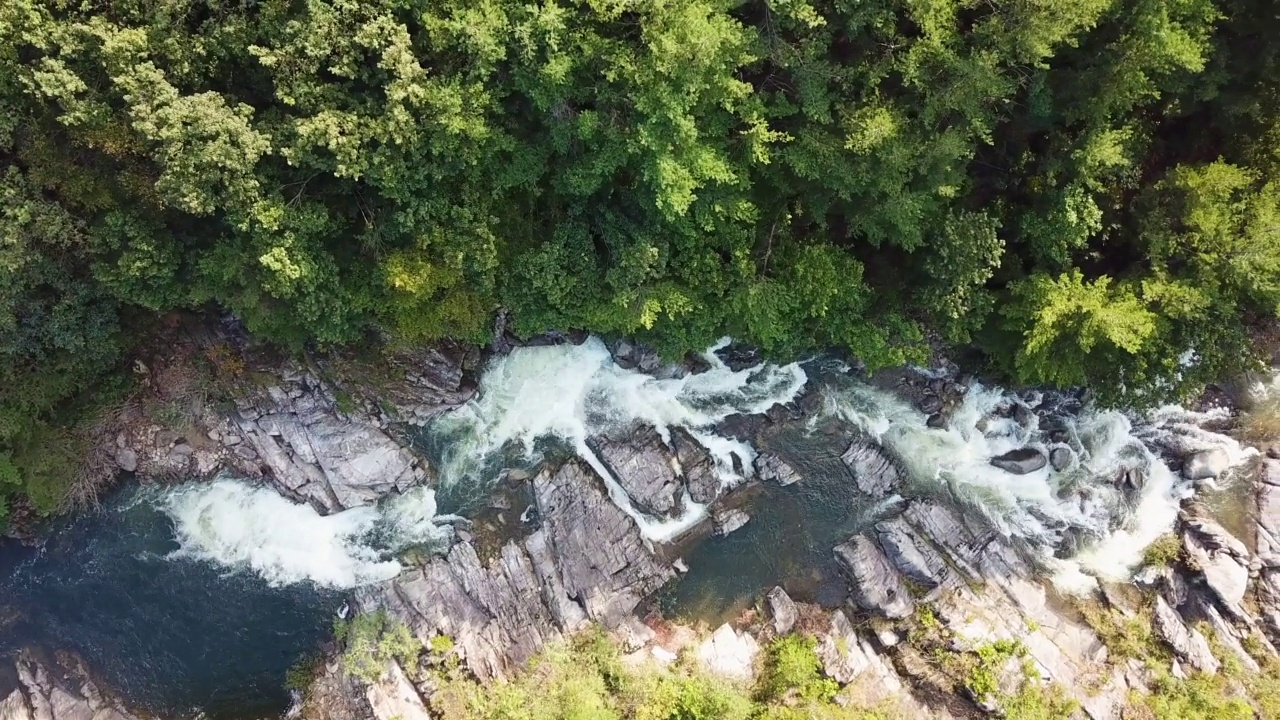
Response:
0,484,342,719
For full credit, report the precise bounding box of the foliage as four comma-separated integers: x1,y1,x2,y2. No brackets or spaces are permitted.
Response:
1243,396,1280,446
1142,535,1185,569
1078,602,1161,663
335,610,421,685
3,0,1280,511
430,629,891,720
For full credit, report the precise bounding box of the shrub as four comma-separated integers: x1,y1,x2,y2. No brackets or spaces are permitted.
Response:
760,635,838,703
335,610,421,684
1142,535,1183,569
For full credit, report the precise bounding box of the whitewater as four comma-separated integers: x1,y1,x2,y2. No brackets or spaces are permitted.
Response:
151,337,1256,594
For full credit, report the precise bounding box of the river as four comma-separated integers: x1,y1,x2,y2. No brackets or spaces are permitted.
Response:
0,337,1258,717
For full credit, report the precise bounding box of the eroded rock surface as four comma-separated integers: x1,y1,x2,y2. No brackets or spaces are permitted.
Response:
361,461,672,680
588,426,683,517
840,440,901,497
1,653,139,720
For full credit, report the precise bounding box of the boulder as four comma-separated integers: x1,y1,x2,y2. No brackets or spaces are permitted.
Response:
670,428,721,504
816,610,903,693
834,535,915,619
696,624,759,679
114,448,138,473
1182,448,1231,481
611,339,661,374
1182,514,1250,613
1049,447,1074,472
926,413,946,429
714,508,750,536
766,587,799,635
364,661,432,720
841,440,901,497
1152,596,1220,675
758,452,801,486
989,448,1047,475
587,426,682,517
919,395,944,415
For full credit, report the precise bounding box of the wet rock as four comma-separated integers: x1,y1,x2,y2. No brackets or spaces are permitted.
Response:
875,517,942,590
587,425,682,517
1182,448,1231,481
767,587,798,635
696,624,759,679
989,447,1047,475
670,428,721,504
926,413,946,429
362,461,672,681
1152,596,1220,674
611,339,661,374
1049,447,1074,472
1182,513,1250,614
841,439,901,497
714,344,761,372
758,452,801,486
714,508,750,537
1118,467,1145,492
1013,403,1034,427
919,395,944,415
834,535,915,619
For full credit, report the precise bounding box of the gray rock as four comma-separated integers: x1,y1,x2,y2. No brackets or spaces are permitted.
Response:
587,426,682,517
758,452,801,486
919,395,944,415
1152,596,1220,674
834,535,915,619
714,508,750,536
364,660,431,720
1182,514,1250,613
611,339,662,374
360,461,671,681
5,652,140,720
670,427,721,504
841,440,901,497
696,624,759,679
171,443,194,456
766,586,799,635
990,447,1047,475
926,413,946,429
816,610,903,693
114,448,138,473
875,517,942,589
1182,448,1231,480
1049,447,1074,472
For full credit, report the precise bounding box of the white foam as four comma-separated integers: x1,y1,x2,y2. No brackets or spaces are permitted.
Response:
821,377,1253,592
160,478,451,588
428,337,807,542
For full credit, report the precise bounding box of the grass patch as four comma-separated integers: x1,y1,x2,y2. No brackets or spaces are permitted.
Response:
1242,395,1280,446
1142,534,1183,569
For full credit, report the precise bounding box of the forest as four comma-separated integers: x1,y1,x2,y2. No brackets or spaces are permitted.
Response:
2,0,1279,519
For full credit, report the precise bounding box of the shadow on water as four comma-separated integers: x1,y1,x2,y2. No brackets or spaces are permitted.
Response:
656,419,888,626
0,483,342,720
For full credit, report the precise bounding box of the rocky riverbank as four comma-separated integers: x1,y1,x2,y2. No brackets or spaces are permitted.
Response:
9,326,1280,720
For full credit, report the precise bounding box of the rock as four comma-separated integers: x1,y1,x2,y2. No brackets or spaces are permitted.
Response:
766,587,799,635
989,447,1047,475
919,395,944,415
364,660,431,720
233,444,258,461
757,452,801,486
696,624,759,679
1152,596,1220,674
617,617,657,652
587,426,682,517
1049,447,1074,472
1013,403,1034,427
1182,448,1231,481
114,448,138,473
841,440,901,498
361,461,672,681
875,517,942,590
714,508,750,536
171,443,194,456
816,610,903,694
611,339,661,374
926,413,946,429
714,344,761,372
670,428,721,504
5,652,141,720
1182,514,1250,614
834,535,915,619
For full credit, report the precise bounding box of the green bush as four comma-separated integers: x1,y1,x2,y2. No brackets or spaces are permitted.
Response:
760,635,838,703
335,611,421,684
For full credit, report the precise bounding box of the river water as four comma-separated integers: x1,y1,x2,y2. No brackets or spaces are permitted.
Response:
0,337,1259,716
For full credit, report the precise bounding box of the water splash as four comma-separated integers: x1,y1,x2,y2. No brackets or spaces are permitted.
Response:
160,479,452,588
426,337,808,542
820,376,1255,590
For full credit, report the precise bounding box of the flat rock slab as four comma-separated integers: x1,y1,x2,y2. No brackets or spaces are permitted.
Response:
587,426,683,517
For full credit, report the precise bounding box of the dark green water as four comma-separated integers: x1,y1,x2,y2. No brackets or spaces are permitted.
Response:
0,484,342,719
656,419,892,625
